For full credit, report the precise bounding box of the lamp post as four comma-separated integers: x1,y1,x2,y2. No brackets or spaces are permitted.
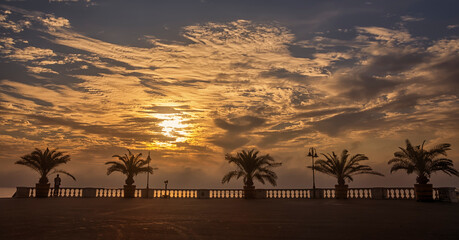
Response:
146,152,151,190
164,180,169,198
307,147,318,199
145,151,158,198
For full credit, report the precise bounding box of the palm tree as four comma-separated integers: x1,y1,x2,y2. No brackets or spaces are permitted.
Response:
222,149,281,198
105,149,153,198
15,148,76,198
388,139,458,201
310,149,383,199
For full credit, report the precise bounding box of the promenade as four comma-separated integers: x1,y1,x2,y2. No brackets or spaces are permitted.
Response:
0,198,458,240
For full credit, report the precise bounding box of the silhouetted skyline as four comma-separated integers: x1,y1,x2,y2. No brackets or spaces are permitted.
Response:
0,0,458,189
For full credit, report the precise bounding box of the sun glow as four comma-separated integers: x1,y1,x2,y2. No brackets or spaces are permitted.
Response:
158,115,188,139
147,113,192,150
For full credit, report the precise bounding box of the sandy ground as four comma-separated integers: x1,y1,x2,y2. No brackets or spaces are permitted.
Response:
0,198,458,240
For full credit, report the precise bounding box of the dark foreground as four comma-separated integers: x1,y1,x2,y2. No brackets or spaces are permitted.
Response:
0,198,458,240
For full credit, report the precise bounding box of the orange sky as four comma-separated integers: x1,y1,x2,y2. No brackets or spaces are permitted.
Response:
1,1,458,189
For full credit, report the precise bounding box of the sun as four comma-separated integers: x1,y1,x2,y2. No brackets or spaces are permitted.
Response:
156,114,189,141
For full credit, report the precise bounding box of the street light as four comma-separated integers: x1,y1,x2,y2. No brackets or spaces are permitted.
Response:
145,151,158,198
307,147,318,199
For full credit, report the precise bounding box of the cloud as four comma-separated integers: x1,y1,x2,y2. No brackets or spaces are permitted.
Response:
356,26,414,43
259,68,310,83
1,5,459,189
400,15,424,22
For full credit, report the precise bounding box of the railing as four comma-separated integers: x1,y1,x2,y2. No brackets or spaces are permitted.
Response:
12,187,451,201
210,189,243,198
385,188,415,200
347,188,372,199
266,189,311,198
51,188,84,197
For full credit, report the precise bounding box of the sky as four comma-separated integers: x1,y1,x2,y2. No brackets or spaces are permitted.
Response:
0,0,458,189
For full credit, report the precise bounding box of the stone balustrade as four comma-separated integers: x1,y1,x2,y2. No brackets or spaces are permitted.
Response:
12,187,458,202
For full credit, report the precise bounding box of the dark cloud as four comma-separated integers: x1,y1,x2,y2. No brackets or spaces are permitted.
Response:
333,69,400,102
209,134,250,153
26,114,171,142
214,115,265,133
0,88,54,107
257,127,313,147
293,107,359,119
259,68,310,82
211,115,266,151
312,109,387,136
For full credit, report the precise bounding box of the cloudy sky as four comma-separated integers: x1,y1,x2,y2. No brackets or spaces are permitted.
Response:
1,0,458,189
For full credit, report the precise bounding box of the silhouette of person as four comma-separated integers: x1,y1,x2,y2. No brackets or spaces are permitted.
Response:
54,174,61,197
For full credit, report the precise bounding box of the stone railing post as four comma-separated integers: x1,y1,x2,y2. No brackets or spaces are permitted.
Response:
14,187,31,198
371,187,386,200
437,187,457,203
313,189,324,199
197,189,210,199
82,188,97,198
141,189,154,198
254,189,267,199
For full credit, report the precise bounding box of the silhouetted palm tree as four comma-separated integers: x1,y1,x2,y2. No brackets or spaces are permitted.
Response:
311,150,383,185
15,148,76,197
106,149,153,186
388,139,458,184
310,149,383,199
222,149,281,197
